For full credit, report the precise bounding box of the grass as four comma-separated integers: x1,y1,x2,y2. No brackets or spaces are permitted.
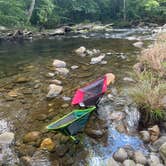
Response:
139,34,166,76
129,32,166,125
128,71,166,125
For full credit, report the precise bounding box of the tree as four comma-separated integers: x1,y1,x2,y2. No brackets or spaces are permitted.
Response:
27,0,36,23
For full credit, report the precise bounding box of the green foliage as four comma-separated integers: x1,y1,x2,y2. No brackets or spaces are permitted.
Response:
0,0,165,28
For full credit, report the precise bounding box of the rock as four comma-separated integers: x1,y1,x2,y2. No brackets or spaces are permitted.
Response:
160,95,166,108
85,129,104,138
148,154,161,166
134,151,147,165
140,131,150,143
55,68,69,75
40,138,55,151
23,131,41,143
14,77,30,83
123,77,135,82
90,54,105,64
20,156,32,166
36,114,47,121
107,157,120,166
133,41,144,48
109,111,125,121
53,59,66,68
133,63,144,73
49,79,62,85
71,65,79,70
49,28,65,36
123,159,136,166
75,46,86,55
148,125,160,142
152,136,166,152
0,26,6,31
46,84,63,98
0,132,14,144
62,96,71,101
55,145,69,157
7,90,19,97
61,103,69,108
159,142,166,165
100,60,107,65
113,148,128,162
116,123,126,133
47,72,55,77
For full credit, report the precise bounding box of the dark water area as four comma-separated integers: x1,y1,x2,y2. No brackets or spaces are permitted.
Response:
0,29,153,165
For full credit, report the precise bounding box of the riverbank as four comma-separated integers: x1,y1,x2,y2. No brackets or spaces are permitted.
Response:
0,23,166,42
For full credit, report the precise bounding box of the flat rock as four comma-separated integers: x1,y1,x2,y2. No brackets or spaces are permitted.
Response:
53,59,66,68
0,132,14,144
46,84,63,99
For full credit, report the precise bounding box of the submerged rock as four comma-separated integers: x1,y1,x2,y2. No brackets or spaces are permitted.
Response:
53,59,66,68
40,138,55,152
90,54,105,64
75,46,86,55
23,131,41,143
0,132,14,144
55,68,69,75
46,84,63,99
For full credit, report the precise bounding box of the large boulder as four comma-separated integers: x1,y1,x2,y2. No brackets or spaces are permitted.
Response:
23,131,41,143
53,59,66,68
113,148,128,162
46,84,63,99
159,142,166,165
139,131,150,143
90,54,105,64
107,157,120,166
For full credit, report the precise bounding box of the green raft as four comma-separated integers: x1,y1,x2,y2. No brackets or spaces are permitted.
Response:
46,106,96,142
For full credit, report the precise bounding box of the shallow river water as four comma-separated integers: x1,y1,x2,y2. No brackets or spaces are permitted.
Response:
0,28,154,165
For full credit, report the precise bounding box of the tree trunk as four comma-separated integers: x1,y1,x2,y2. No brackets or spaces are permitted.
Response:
123,0,126,21
27,0,36,23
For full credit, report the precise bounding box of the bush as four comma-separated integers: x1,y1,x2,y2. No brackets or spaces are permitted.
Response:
128,71,166,125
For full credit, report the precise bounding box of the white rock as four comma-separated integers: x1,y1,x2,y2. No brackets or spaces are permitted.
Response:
148,155,161,166
100,61,107,65
133,41,144,48
47,84,63,98
134,151,147,165
75,46,86,55
55,68,69,75
113,148,128,162
71,65,79,70
123,159,136,166
0,132,14,144
107,157,119,166
90,54,105,64
48,72,55,77
53,60,66,68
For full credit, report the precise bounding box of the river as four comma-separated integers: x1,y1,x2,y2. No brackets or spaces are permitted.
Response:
0,28,154,165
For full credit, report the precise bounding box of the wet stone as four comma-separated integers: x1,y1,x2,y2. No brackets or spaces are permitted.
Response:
14,77,31,83
56,145,69,157
0,132,14,144
40,138,55,152
134,151,147,165
23,131,41,143
139,131,150,143
123,159,136,166
107,157,120,166
113,148,128,162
